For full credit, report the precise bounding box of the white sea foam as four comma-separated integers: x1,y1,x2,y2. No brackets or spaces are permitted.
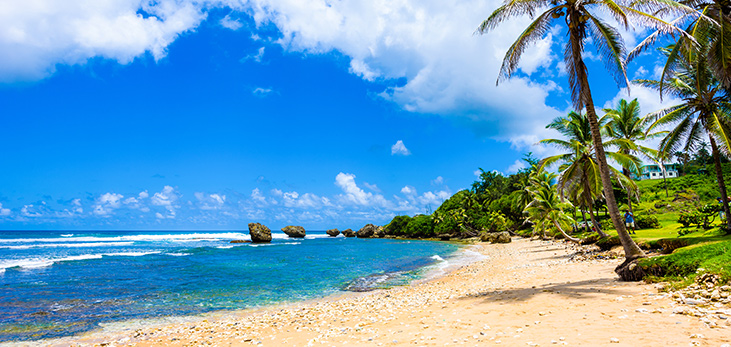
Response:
0,251,161,271
165,252,191,257
60,234,74,237
0,242,134,250
216,245,235,249
104,252,161,257
430,255,445,261
0,254,104,270
0,232,250,244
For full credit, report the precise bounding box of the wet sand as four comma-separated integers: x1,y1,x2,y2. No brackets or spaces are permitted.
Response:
27,238,731,346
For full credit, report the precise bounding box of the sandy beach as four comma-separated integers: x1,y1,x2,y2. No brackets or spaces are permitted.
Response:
30,238,731,347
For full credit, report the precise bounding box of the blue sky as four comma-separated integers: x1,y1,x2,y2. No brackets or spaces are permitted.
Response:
0,1,676,230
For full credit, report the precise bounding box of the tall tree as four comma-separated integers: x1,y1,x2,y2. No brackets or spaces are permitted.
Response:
540,111,641,238
602,98,666,211
476,0,680,261
524,168,580,242
639,43,731,230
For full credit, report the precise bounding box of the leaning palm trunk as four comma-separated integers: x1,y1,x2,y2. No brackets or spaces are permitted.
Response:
553,219,581,243
622,167,634,214
569,29,645,260
586,206,608,237
708,135,731,230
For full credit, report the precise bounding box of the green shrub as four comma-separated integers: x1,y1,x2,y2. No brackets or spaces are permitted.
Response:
404,214,435,238
434,215,459,237
474,211,509,232
384,215,412,236
678,212,703,228
635,214,660,229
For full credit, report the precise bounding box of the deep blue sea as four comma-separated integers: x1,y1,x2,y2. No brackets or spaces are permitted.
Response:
0,230,463,342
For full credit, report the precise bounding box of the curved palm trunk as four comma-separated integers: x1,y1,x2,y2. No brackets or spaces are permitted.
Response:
552,219,581,243
582,179,608,237
580,208,589,232
622,167,635,214
586,206,608,237
708,135,731,230
569,28,645,260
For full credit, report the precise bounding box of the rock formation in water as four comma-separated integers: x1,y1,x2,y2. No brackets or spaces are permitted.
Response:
281,225,306,238
342,228,356,237
248,222,272,243
326,228,340,237
356,224,378,238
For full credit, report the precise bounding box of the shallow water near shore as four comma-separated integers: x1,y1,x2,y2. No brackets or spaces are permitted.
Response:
0,230,462,342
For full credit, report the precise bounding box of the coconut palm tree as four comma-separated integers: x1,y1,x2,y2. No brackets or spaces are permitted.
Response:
630,0,730,88
602,98,666,211
639,43,731,230
524,169,580,242
476,0,681,260
540,111,641,238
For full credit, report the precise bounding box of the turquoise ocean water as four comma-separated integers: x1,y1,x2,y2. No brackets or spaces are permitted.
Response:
0,230,462,342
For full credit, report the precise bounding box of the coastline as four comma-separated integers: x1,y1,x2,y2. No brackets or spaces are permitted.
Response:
11,238,731,346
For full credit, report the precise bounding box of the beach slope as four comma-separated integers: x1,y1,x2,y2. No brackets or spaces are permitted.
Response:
47,238,730,346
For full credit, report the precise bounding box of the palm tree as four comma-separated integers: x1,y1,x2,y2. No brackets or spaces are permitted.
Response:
602,98,666,211
476,0,680,260
639,43,731,230
524,169,580,242
540,111,641,238
631,0,731,88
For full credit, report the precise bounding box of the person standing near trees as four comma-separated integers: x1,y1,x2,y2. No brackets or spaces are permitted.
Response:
624,210,636,234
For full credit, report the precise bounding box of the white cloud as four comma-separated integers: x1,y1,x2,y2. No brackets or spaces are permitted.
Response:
242,46,266,63
220,14,243,30
252,87,274,97
94,192,124,216
0,203,11,216
0,0,209,82
21,204,44,217
138,191,149,199
195,192,226,210
401,185,416,196
363,182,381,192
151,185,178,206
246,0,568,149
335,172,389,207
391,140,411,156
431,176,444,185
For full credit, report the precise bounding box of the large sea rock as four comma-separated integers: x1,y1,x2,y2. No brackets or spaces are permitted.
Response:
342,228,356,237
248,222,272,243
326,228,340,237
281,225,306,238
357,224,378,238
480,231,511,244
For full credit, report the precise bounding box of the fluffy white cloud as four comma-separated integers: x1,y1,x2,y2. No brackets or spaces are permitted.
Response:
391,140,411,156
401,185,416,196
151,185,178,206
335,172,390,207
220,14,243,30
0,0,212,82
0,203,11,216
246,0,567,147
94,192,124,216
21,204,44,217
431,176,444,185
195,192,226,210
